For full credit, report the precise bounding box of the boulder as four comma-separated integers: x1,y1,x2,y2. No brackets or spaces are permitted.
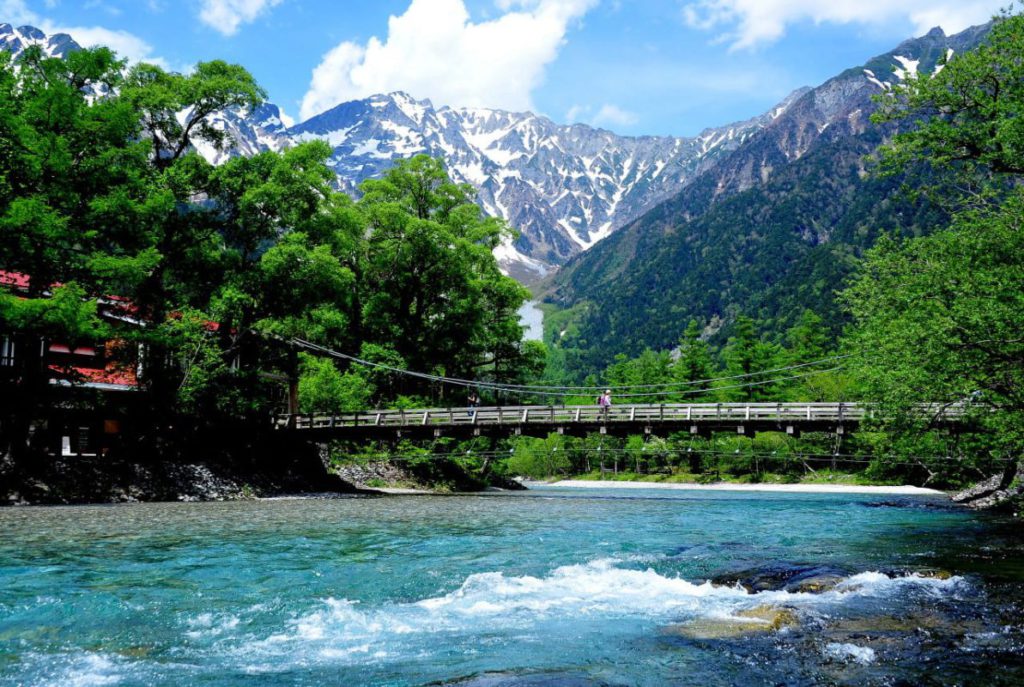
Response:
952,462,1023,510
712,563,851,593
666,605,799,640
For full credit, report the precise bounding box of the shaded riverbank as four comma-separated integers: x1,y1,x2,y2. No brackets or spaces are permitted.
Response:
0,434,358,505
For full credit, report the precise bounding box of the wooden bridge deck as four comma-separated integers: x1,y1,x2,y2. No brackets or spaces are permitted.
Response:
273,402,913,440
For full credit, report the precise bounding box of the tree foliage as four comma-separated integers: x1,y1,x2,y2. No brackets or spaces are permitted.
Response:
873,11,1024,196
0,45,534,461
846,9,1024,475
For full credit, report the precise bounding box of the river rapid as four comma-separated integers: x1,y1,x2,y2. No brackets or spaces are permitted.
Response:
2,487,1023,686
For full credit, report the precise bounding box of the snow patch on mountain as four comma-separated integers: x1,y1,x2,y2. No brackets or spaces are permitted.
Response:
0,23,79,59
285,90,811,278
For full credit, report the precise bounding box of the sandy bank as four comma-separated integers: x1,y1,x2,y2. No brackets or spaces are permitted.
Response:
540,480,945,496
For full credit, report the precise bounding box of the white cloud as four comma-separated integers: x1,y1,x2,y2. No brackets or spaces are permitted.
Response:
563,102,638,129
40,21,173,69
299,0,597,121
565,103,588,123
1,0,38,25
199,0,283,36
277,106,295,128
0,1,177,69
592,103,638,127
682,0,1005,49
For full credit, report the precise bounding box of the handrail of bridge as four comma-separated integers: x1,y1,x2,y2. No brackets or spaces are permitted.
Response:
273,402,967,432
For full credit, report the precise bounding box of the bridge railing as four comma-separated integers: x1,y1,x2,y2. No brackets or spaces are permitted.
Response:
275,402,886,431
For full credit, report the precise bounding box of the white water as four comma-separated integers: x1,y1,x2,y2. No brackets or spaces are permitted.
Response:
224,558,965,674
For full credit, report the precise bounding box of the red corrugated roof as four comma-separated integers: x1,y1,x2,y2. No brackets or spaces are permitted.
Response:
0,270,30,289
6,269,225,351
48,364,138,389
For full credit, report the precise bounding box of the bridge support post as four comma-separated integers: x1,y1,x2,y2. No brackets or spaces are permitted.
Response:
316,442,330,468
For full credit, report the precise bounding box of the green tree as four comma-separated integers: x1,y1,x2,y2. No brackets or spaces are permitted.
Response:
357,155,531,397
785,310,830,364
873,10,1024,205
720,316,785,401
0,40,536,464
671,319,715,400
843,202,1024,475
0,46,151,462
848,10,1024,484
297,354,373,414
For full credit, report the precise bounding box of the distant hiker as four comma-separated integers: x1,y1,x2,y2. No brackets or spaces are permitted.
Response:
467,390,480,416
598,389,612,417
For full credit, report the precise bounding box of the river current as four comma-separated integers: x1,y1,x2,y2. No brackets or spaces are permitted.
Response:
2,487,1023,686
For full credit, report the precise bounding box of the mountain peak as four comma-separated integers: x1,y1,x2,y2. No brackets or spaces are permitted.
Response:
0,23,82,59
17,25,45,40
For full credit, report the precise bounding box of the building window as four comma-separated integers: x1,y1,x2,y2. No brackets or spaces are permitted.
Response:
0,336,15,367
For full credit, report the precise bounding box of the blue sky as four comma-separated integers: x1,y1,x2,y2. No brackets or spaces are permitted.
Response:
2,0,1005,137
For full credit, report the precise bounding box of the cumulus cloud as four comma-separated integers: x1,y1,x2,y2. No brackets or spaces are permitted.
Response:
299,0,597,121
565,102,638,129
592,103,638,127
1,0,37,25
42,22,171,68
682,0,1006,49
277,107,295,128
199,0,284,36
0,0,172,69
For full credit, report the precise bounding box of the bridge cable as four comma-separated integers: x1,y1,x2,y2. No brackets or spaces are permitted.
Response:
290,337,846,397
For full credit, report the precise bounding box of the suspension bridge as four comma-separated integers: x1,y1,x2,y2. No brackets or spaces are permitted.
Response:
273,402,965,440
276,340,968,441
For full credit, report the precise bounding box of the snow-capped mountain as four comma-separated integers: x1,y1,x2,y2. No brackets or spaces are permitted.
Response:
288,90,808,280
1,21,904,283
177,102,291,166
0,23,78,59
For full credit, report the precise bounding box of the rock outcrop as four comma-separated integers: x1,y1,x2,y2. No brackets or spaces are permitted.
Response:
951,462,1023,511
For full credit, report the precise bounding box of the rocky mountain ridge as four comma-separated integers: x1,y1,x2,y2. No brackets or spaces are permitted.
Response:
0,21,989,286
539,21,993,370
0,22,78,59
286,89,808,280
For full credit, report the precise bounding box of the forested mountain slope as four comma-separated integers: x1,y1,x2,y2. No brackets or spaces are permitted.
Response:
543,22,991,372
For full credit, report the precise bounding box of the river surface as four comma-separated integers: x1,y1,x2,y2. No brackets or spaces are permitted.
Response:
2,487,1023,686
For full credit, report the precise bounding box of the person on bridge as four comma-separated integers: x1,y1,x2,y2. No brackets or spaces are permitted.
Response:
598,389,612,417
467,390,480,417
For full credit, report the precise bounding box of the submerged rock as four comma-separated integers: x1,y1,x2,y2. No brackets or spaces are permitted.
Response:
711,563,852,593
823,641,876,665
439,671,624,686
665,605,799,640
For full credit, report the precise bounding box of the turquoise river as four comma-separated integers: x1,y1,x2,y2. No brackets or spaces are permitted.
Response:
2,486,1024,686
